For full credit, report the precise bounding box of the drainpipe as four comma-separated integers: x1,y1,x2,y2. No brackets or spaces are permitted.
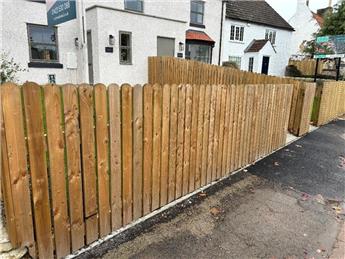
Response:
218,0,225,66
76,0,89,83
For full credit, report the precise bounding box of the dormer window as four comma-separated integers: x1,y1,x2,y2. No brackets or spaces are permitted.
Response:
190,1,205,26
124,0,143,12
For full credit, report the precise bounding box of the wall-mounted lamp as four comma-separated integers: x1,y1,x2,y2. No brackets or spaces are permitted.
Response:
179,42,185,52
74,37,79,47
109,35,115,46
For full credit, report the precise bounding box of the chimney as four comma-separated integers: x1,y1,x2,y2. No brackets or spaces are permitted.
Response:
328,0,332,7
306,0,309,6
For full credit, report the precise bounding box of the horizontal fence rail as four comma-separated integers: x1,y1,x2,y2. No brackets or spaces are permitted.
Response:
313,81,345,126
148,56,315,137
1,82,293,258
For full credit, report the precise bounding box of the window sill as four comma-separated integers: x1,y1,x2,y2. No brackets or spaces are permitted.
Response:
189,23,205,29
229,40,245,44
120,63,133,66
124,8,144,13
28,62,63,69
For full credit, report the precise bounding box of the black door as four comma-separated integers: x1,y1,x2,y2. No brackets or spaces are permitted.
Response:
261,56,270,75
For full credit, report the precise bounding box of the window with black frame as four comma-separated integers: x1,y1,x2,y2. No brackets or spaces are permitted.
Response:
190,1,204,25
119,31,132,65
27,24,59,63
124,0,143,12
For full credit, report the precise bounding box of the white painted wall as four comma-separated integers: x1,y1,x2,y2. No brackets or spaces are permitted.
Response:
289,0,320,56
86,0,223,65
221,18,293,76
1,0,80,84
2,0,222,85
87,6,187,85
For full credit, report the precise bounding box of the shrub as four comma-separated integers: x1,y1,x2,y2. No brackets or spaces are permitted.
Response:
285,65,302,77
222,61,239,69
0,52,26,84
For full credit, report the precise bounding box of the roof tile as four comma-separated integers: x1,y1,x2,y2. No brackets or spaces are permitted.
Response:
226,1,294,31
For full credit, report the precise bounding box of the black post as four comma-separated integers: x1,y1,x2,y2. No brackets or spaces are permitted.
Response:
314,58,319,82
335,58,341,81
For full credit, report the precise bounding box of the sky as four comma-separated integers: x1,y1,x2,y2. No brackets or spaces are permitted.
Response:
266,0,332,21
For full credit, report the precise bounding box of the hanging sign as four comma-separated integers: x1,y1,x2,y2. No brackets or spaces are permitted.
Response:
47,0,77,26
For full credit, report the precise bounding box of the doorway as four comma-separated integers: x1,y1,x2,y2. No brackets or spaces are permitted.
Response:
261,56,270,75
87,31,94,84
157,37,175,57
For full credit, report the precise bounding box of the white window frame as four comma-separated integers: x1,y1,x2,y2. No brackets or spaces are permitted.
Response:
119,31,132,65
230,24,244,42
248,57,254,72
228,56,242,68
265,29,276,45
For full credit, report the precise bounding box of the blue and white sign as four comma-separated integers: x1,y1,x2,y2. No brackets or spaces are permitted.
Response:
47,0,77,26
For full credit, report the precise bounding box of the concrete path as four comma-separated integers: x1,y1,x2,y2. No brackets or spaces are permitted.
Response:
78,118,345,259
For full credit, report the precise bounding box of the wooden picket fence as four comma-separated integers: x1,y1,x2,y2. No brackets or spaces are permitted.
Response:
313,81,345,126
288,59,324,76
289,83,316,136
148,56,315,137
1,82,293,258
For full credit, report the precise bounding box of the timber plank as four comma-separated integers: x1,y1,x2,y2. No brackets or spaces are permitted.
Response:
189,84,199,191
94,84,111,237
78,84,99,243
45,85,71,256
195,85,205,189
160,84,170,206
108,84,123,229
182,85,192,195
121,84,133,225
133,85,143,219
175,84,186,198
168,84,178,203
152,84,162,210
143,84,153,214
1,83,35,250
62,84,85,252
23,82,54,258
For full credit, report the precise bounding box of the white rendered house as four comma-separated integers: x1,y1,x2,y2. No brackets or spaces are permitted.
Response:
288,0,327,58
1,0,223,85
220,1,294,76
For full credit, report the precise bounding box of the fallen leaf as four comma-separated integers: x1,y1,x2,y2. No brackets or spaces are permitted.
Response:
210,207,222,216
316,249,321,253
243,169,248,172
199,192,207,197
274,162,280,166
301,193,310,201
314,194,326,205
296,144,303,148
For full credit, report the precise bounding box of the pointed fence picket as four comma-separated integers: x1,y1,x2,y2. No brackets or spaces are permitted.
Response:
148,56,316,137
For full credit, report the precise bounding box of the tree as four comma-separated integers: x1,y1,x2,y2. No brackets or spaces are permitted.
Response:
318,1,345,36
303,1,345,55
0,52,26,84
